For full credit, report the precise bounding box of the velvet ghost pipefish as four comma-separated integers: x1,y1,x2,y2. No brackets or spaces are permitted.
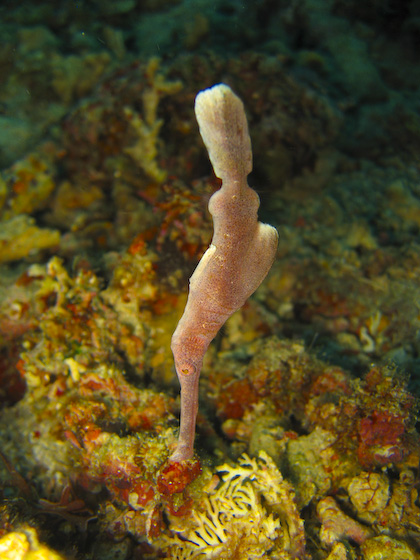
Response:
170,84,278,462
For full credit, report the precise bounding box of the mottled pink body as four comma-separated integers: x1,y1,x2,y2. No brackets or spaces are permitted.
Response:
170,84,278,462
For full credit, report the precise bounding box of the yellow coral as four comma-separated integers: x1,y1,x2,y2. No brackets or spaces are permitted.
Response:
0,146,57,220
0,215,60,264
157,451,306,559
124,58,182,183
0,527,65,560
51,52,111,104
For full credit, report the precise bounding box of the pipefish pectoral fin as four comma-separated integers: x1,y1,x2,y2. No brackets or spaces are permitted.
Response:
239,222,278,301
189,243,217,292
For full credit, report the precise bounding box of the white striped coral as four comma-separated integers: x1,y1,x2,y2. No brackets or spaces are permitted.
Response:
158,451,306,560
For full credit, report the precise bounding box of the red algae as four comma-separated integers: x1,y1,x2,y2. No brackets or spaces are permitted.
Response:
157,459,202,495
358,410,407,467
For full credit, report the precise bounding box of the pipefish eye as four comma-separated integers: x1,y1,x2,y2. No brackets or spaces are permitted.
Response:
180,363,196,375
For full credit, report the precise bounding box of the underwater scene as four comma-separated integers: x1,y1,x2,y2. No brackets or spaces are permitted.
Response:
0,0,420,559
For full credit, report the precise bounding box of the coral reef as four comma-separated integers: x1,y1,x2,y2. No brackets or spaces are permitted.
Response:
0,1,420,558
